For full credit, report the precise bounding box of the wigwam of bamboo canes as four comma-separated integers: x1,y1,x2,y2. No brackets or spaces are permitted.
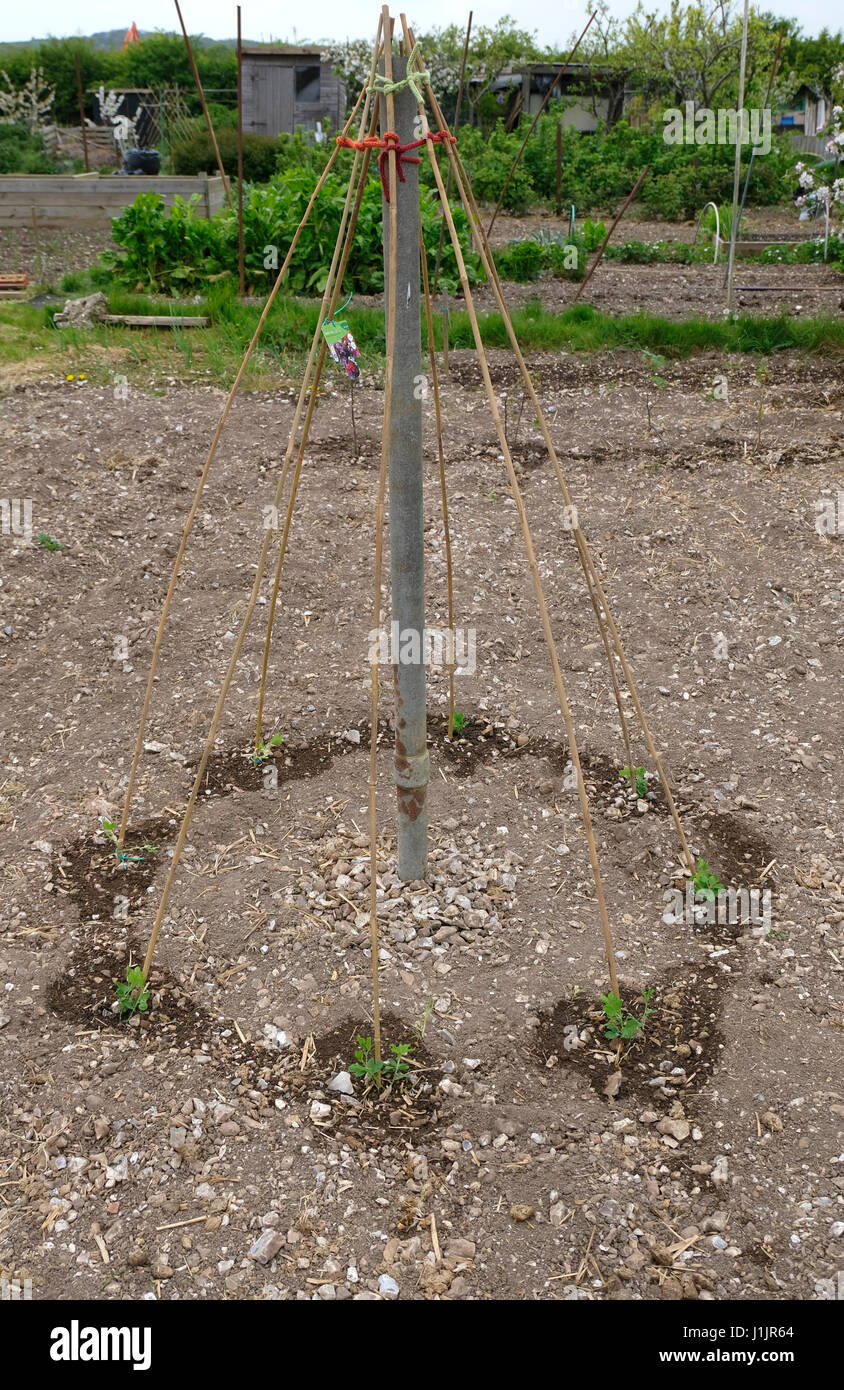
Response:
399,12,619,995
115,81,373,852
407,30,694,875
138,25,386,986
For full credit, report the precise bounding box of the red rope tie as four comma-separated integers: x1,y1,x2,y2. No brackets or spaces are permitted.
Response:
335,130,458,203
376,130,417,201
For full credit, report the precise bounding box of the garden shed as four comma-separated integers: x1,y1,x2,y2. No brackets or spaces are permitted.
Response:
490,62,627,133
241,47,346,138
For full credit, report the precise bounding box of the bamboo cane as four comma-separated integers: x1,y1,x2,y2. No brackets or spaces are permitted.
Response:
174,0,233,207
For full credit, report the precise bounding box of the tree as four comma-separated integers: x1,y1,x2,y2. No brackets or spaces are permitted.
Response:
621,1,779,109
325,16,548,127
115,33,236,105
781,26,844,100
0,67,55,132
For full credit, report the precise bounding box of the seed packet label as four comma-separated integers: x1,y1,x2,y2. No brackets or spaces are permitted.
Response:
321,319,351,346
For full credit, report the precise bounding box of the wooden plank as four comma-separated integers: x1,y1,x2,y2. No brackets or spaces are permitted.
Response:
0,208,210,224
101,314,210,327
0,191,208,205
0,176,211,191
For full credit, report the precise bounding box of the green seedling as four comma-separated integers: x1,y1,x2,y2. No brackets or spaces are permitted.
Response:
116,965,150,1017
38,532,64,551
414,995,435,1043
641,348,669,389
620,765,648,798
349,1034,415,1090
100,817,157,860
348,1035,382,1086
101,817,118,847
600,986,656,1041
451,710,469,736
252,731,284,764
692,856,724,900
383,1042,414,1084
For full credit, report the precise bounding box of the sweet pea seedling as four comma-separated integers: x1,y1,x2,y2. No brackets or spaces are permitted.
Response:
349,1034,415,1091
620,765,648,798
116,965,150,1017
252,732,284,764
600,986,656,1041
692,857,724,901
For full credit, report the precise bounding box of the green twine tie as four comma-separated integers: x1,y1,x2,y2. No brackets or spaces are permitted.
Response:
367,44,430,105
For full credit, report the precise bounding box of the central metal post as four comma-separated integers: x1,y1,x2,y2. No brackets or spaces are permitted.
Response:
381,56,429,881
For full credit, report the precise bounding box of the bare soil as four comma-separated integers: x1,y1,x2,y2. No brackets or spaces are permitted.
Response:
1,334,843,1302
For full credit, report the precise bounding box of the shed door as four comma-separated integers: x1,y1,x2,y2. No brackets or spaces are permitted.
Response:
245,61,294,136
265,65,294,136
244,62,267,133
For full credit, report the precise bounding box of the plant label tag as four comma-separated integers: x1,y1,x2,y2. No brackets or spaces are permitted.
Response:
322,321,360,381
321,319,351,346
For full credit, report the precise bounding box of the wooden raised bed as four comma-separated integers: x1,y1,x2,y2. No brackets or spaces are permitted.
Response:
0,174,226,226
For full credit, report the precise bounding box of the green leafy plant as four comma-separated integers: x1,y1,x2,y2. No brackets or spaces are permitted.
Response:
252,731,284,763
692,857,724,900
450,116,795,221
348,1034,414,1090
102,172,480,298
493,238,543,282
582,217,607,251
170,126,286,182
620,765,648,798
38,532,64,551
493,230,585,284
116,965,150,1017
605,238,712,265
600,986,656,1041
382,1042,414,1084
451,710,469,735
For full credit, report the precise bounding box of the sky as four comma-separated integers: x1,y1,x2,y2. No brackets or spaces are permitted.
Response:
0,0,839,47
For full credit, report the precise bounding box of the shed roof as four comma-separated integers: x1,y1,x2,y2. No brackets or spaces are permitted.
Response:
240,46,323,59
